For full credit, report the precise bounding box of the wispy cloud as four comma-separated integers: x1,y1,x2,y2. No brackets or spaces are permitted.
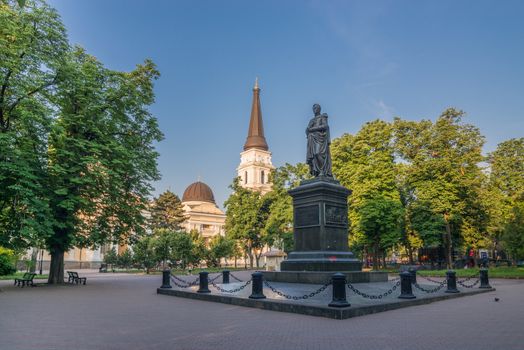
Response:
373,99,395,120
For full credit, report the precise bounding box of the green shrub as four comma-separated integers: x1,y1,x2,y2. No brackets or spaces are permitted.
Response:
0,247,17,276
103,248,118,265
117,249,133,269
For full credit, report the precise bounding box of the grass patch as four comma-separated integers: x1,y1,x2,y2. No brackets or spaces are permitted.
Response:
0,272,48,280
416,267,524,279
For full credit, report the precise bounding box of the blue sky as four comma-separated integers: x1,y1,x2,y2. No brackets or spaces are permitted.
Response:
49,0,524,208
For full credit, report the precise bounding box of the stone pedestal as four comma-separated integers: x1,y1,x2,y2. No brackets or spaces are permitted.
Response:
280,177,362,272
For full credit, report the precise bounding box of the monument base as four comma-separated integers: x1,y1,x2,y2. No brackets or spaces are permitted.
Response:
280,251,362,272
262,270,388,284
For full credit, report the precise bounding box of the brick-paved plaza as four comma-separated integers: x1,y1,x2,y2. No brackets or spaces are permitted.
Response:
1,271,523,350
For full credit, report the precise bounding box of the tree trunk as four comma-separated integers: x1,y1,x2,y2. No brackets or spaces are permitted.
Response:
407,245,414,265
382,251,387,269
373,242,379,271
29,249,38,273
248,251,254,269
48,249,65,284
444,218,453,269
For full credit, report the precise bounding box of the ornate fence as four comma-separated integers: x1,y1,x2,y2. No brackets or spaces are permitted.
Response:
160,268,491,308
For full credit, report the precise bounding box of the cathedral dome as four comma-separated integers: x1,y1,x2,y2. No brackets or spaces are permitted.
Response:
182,181,216,204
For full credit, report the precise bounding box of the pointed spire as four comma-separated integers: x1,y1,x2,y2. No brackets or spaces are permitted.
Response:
243,77,269,151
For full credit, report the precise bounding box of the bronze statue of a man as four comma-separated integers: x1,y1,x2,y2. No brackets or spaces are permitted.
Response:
306,104,333,177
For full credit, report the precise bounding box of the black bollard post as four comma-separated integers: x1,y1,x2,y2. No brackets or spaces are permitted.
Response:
160,269,172,289
479,268,491,289
197,271,210,293
249,272,266,299
222,270,230,284
408,267,417,285
445,270,459,293
398,271,416,299
328,273,350,308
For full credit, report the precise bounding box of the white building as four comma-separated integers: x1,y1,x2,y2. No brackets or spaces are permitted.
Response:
237,78,274,194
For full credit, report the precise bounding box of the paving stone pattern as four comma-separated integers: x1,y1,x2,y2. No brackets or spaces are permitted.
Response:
1,270,523,350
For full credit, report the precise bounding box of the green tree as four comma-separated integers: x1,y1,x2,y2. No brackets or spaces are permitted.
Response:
117,248,133,270
44,47,162,283
150,190,186,231
171,231,195,269
153,229,173,268
502,203,524,261
0,0,67,251
332,120,403,268
263,163,310,253
103,247,118,268
206,235,235,267
358,197,403,270
1,1,163,284
133,236,157,273
393,108,486,268
0,246,17,275
487,138,524,255
224,177,268,268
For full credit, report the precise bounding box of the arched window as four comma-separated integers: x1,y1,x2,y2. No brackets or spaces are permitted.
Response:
245,171,248,184
261,170,265,184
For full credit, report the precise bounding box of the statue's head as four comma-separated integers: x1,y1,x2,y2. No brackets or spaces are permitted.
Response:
312,104,321,116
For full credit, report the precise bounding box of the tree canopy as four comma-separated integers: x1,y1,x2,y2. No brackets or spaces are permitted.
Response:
0,0,163,283
150,190,186,232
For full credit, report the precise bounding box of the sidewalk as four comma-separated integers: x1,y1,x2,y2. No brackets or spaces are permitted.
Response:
1,272,522,350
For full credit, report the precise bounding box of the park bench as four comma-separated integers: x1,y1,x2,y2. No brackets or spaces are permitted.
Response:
66,271,87,285
14,272,36,287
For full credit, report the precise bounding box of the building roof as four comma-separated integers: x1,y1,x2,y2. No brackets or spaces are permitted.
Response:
243,78,269,151
182,181,216,204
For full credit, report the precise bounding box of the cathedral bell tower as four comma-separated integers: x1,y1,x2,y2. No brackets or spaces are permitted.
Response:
237,78,274,194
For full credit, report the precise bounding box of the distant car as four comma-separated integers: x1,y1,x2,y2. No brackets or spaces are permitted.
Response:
517,260,524,267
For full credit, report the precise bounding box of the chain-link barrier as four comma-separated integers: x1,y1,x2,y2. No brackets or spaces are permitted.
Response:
347,280,401,300
229,273,244,282
209,279,251,293
208,274,221,283
418,275,445,284
263,280,331,300
170,274,200,288
413,280,447,293
457,272,479,283
457,278,480,289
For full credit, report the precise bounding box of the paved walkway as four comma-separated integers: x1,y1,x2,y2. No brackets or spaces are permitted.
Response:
1,271,523,350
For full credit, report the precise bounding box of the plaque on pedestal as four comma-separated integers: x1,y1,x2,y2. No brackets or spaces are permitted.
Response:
280,177,362,272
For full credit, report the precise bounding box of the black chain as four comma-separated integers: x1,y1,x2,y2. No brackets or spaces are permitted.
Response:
419,275,445,284
170,274,200,288
457,278,480,289
347,280,401,299
263,280,331,300
208,274,221,283
413,280,447,293
457,273,479,283
229,273,244,282
210,280,251,293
